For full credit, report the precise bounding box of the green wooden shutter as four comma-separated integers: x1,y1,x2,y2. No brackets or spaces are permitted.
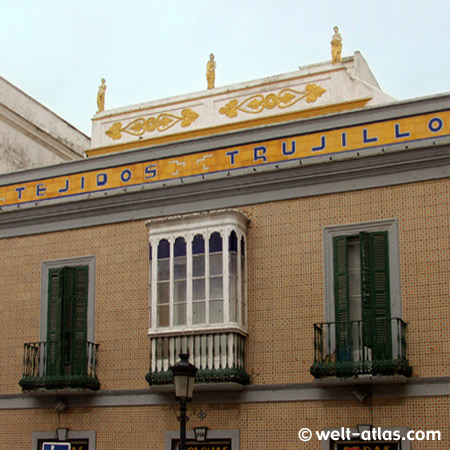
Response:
71,266,88,375
369,232,392,360
46,268,63,376
359,231,391,361
333,236,351,361
62,267,76,375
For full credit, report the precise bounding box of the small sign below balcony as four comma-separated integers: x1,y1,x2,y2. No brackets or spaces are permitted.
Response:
42,444,70,450
335,443,399,450
172,440,231,450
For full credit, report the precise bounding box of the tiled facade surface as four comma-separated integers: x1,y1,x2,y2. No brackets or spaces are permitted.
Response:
0,397,449,449
0,177,449,447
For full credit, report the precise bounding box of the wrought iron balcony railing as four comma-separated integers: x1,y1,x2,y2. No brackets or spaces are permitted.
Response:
310,318,412,379
19,340,100,391
146,329,249,386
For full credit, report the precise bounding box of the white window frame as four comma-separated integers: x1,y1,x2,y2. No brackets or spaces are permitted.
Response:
146,210,248,336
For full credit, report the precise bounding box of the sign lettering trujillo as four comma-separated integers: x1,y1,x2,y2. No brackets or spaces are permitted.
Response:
1,110,448,208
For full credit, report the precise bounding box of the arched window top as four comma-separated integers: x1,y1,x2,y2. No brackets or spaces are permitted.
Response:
174,237,186,257
193,234,205,255
158,239,170,259
209,232,222,253
229,230,238,252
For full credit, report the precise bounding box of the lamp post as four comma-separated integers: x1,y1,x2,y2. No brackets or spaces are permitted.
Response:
170,353,198,450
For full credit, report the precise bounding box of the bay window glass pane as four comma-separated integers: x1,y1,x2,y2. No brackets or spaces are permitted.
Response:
157,283,169,304
174,237,186,257
210,300,223,323
174,238,187,279
193,234,205,254
193,301,206,324
229,297,237,322
174,303,187,326
229,252,237,275
157,304,169,327
158,259,170,280
210,254,222,275
193,255,205,277
229,276,237,300
193,234,206,326
174,280,186,303
193,279,205,300
229,230,238,252
209,232,222,253
158,239,170,259
210,277,223,299
174,256,186,279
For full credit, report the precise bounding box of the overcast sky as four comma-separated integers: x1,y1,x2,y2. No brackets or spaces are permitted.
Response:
2,0,449,136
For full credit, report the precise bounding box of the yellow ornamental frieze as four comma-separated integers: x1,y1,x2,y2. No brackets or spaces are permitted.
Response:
219,84,326,118
105,108,199,141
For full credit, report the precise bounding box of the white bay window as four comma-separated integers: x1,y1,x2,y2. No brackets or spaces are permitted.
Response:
147,210,248,333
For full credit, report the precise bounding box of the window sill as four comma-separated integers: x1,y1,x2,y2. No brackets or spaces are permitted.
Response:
147,324,248,338
149,381,246,394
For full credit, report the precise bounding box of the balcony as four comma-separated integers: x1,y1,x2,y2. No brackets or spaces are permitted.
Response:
146,329,249,386
310,318,412,379
19,340,100,391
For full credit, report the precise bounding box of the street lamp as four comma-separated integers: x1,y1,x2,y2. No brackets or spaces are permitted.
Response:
170,353,198,450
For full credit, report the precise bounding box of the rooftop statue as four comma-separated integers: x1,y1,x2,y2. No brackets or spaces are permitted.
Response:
206,53,216,90
96,78,107,113
331,26,343,63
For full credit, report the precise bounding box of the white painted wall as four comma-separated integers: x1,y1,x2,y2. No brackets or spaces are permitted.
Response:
0,76,90,174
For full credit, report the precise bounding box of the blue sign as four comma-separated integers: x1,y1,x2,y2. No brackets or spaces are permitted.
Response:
43,443,71,450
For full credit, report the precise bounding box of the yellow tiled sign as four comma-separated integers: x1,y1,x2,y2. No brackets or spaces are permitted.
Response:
1,110,448,208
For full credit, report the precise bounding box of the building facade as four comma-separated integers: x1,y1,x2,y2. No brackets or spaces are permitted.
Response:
0,76,88,174
0,53,449,449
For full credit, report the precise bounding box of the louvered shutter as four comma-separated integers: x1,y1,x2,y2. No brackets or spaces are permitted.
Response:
62,267,76,374
368,232,392,360
71,266,88,375
46,268,63,376
333,236,351,361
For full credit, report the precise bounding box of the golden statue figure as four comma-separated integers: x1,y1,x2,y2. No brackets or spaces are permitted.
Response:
331,26,343,63
206,53,216,90
96,78,107,113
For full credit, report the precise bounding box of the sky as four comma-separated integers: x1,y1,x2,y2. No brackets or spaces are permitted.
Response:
1,0,449,136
